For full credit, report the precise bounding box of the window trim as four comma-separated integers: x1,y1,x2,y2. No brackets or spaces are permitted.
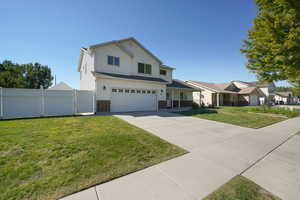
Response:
138,62,152,75
108,55,120,66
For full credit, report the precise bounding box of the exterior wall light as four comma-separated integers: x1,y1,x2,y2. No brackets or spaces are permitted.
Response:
103,86,106,90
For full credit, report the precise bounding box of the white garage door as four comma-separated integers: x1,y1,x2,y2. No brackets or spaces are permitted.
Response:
250,95,258,106
111,88,157,112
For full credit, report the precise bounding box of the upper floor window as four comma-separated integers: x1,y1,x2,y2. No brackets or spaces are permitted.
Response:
160,69,167,76
138,63,151,74
108,56,120,66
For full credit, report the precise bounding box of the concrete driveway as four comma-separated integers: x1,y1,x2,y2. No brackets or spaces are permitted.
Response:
62,112,300,200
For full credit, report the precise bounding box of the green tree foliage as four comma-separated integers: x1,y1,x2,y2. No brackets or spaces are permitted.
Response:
0,60,53,89
241,0,300,85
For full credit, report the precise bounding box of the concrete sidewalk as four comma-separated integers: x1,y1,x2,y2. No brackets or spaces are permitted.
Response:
61,113,300,200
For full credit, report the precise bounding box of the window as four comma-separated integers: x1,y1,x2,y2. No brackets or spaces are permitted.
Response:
152,91,156,94
147,90,151,94
125,89,130,93
131,90,135,93
145,64,151,74
112,89,117,93
138,63,152,74
142,90,146,94
118,89,123,93
108,56,120,66
160,69,167,76
137,90,141,93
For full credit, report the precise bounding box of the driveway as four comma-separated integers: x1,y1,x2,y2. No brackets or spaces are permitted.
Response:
62,112,300,200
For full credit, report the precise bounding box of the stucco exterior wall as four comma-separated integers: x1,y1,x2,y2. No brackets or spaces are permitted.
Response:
159,68,172,83
95,78,166,101
193,89,214,106
79,51,95,90
94,41,162,79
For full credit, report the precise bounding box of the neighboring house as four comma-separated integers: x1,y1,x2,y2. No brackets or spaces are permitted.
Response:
48,82,73,90
232,81,276,105
274,92,294,105
186,80,264,107
78,37,197,112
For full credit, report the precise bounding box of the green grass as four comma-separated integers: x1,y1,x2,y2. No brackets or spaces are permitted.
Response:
203,176,281,200
297,132,300,136
177,107,287,128
0,116,186,200
236,106,300,118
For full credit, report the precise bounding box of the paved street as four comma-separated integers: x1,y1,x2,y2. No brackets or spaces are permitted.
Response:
61,112,300,200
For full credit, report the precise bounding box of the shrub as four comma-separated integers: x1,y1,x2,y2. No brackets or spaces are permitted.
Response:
192,102,199,109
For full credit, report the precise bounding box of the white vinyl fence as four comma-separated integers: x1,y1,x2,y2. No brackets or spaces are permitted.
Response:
0,88,95,119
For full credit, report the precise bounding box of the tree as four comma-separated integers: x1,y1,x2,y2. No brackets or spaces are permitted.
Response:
0,60,53,89
0,60,25,88
241,0,300,85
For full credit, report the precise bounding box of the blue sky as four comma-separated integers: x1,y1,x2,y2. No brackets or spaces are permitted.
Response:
0,0,288,88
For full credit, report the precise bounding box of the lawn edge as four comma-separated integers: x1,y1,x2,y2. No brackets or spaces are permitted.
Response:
175,109,288,129
58,116,189,200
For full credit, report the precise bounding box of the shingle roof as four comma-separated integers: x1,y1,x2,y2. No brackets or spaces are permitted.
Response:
94,72,167,83
275,92,292,97
235,81,273,88
187,81,260,94
238,87,257,94
167,79,196,89
187,81,236,93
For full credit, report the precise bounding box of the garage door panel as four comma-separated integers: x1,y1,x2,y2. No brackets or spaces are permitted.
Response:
111,90,157,112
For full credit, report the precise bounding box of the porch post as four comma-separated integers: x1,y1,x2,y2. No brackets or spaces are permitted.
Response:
179,89,181,110
199,90,201,106
171,89,174,109
217,93,220,107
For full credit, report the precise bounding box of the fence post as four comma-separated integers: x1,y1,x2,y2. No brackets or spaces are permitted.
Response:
0,87,3,119
93,90,96,114
73,89,77,115
40,88,45,117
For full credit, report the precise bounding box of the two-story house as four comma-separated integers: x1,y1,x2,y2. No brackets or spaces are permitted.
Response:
78,37,196,112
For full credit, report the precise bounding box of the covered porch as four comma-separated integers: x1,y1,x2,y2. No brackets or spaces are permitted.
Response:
161,80,200,110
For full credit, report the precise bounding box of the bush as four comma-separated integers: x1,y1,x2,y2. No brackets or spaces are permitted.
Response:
192,102,200,109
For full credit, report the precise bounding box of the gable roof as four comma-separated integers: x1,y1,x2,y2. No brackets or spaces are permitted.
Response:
186,80,262,95
238,87,258,94
48,82,73,90
78,37,164,72
186,81,236,93
93,72,167,84
167,79,197,89
275,91,293,97
234,80,275,88
89,37,163,64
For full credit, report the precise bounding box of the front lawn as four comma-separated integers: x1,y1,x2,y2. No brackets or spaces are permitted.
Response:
177,107,290,128
204,176,281,200
0,116,186,200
